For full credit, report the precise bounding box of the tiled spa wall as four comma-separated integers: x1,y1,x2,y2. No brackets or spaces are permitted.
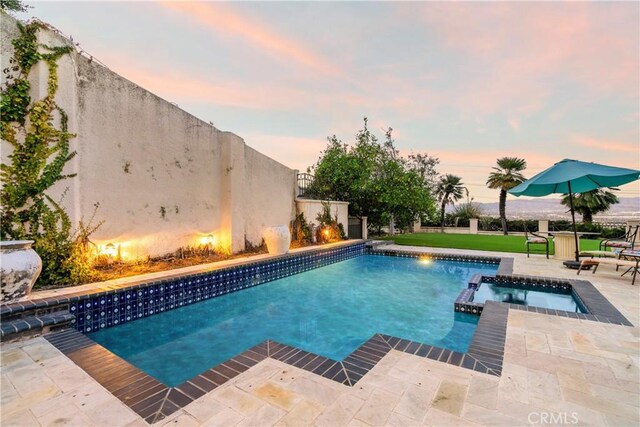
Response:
454,275,589,316
71,242,366,333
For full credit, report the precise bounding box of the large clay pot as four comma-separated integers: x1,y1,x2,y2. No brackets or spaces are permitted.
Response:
263,225,291,255
1,240,42,302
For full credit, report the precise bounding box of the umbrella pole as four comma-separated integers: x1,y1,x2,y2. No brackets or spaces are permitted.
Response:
567,181,580,262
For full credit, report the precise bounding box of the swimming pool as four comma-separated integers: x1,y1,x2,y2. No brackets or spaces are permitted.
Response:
89,254,497,386
473,282,585,313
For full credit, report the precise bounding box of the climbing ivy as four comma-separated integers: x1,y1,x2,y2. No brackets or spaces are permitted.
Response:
0,21,80,286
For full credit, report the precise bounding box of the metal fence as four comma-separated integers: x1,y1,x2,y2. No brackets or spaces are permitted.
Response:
348,217,363,239
297,173,314,198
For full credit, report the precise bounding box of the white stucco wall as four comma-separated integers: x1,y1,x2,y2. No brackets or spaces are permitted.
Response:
73,56,230,258
244,147,298,247
295,199,349,238
1,17,298,258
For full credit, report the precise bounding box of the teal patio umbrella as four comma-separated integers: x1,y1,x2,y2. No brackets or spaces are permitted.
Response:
509,159,640,264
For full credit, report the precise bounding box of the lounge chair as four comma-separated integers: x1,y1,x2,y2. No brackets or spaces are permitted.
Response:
578,250,640,285
525,226,549,258
578,250,618,258
599,225,639,252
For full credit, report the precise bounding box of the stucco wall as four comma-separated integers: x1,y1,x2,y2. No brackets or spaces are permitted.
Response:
295,200,350,238
74,56,229,258
244,147,298,246
1,17,298,258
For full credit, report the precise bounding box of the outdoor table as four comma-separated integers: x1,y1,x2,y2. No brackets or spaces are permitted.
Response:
549,231,601,260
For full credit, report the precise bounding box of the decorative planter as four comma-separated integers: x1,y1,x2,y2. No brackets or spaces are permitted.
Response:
1,240,42,302
263,225,291,255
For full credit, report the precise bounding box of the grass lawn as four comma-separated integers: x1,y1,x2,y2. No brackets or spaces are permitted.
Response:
383,232,602,255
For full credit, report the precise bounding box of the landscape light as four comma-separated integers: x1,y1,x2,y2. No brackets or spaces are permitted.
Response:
199,234,216,246
104,243,116,258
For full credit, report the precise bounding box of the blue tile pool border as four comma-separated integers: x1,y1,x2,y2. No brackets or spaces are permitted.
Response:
1,241,366,335
69,242,366,333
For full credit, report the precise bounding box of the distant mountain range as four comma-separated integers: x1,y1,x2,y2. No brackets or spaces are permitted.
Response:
448,197,640,222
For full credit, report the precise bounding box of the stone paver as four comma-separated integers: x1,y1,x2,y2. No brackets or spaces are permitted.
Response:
2,248,639,426
431,380,468,417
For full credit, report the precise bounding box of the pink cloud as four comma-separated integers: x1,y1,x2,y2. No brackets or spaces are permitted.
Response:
241,133,328,171
98,53,306,110
97,52,423,118
158,1,341,77
570,134,639,154
435,150,558,172
404,2,638,117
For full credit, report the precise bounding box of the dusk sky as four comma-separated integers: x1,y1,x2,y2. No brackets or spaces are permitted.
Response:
18,1,640,203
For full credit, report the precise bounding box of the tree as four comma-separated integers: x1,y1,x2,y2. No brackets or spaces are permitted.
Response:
452,190,484,224
308,118,437,232
486,157,527,235
435,174,465,231
407,152,439,191
561,189,619,224
1,0,30,14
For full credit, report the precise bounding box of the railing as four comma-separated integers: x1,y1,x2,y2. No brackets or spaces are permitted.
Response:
592,221,627,229
297,173,314,198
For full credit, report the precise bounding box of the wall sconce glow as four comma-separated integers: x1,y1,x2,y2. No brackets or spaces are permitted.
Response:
200,234,216,246
103,243,116,258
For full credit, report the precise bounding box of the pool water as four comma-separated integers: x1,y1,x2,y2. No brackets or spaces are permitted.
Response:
89,255,497,386
474,283,585,313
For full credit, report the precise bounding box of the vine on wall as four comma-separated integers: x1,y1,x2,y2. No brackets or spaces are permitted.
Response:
0,21,88,286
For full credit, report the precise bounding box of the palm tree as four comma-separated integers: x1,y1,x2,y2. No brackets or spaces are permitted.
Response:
435,174,465,231
486,157,527,235
561,189,619,224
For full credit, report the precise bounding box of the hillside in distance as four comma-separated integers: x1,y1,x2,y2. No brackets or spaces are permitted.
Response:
454,197,640,222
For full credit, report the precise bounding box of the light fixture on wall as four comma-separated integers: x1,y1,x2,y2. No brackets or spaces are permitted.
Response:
199,234,217,256
104,243,116,258
103,243,117,267
199,234,216,246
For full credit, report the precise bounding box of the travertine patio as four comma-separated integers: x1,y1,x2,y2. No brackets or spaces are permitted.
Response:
2,247,639,426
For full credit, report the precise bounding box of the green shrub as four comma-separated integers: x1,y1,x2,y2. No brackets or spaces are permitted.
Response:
315,201,346,243
291,212,312,246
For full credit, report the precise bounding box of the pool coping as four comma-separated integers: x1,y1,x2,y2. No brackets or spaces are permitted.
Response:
45,301,508,425
38,247,633,424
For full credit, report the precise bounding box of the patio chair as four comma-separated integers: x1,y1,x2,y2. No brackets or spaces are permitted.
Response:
599,225,639,252
577,250,639,285
525,226,549,259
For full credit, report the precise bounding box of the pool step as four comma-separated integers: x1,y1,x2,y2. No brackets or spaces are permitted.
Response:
0,300,75,342
0,312,75,342
468,274,483,289
365,240,393,249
